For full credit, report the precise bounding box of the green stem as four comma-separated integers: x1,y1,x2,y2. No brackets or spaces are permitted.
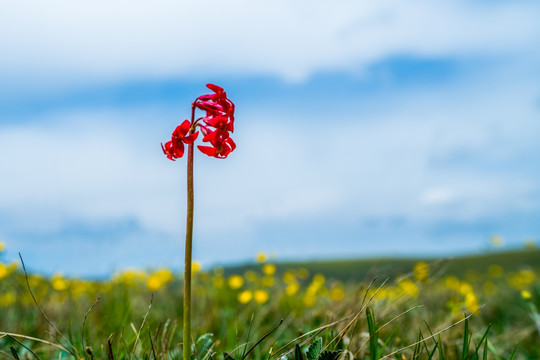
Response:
183,106,196,360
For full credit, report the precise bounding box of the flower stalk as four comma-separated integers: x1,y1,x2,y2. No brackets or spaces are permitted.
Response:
183,130,194,360
161,84,235,360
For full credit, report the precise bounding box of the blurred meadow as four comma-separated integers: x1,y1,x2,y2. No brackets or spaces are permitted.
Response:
1,0,540,358
1,245,539,358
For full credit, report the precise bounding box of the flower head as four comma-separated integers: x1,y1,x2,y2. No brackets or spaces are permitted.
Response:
162,84,235,161
194,84,236,158
161,120,199,161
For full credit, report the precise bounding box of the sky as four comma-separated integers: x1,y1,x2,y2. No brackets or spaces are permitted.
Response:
1,0,539,277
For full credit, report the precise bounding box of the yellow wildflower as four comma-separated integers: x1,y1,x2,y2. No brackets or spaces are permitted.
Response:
114,269,147,285
398,278,418,298
261,276,275,287
238,290,253,304
306,283,320,296
459,282,474,296
146,269,173,292
374,287,393,300
303,294,317,307
286,282,300,296
518,269,535,284
146,277,162,292
0,242,4,252
312,274,326,286
445,276,461,291
51,274,69,291
297,268,309,280
508,269,536,290
283,271,296,284
254,289,269,304
330,287,345,301
262,264,276,276
488,265,503,278
413,262,429,283
0,292,16,307
212,275,224,288
464,292,479,313
228,275,244,289
256,253,267,263
521,290,532,300
156,269,173,283
71,280,92,299
0,263,8,280
192,261,202,273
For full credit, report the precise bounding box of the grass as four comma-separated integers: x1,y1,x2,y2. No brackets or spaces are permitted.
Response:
0,248,539,359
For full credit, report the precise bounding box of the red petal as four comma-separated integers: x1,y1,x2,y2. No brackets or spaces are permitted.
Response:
199,125,211,136
172,123,188,139
226,137,236,151
205,115,227,128
217,147,230,159
197,145,216,157
161,141,177,161
183,131,199,144
195,101,223,113
180,119,191,133
172,142,185,158
206,84,224,93
203,130,218,142
197,94,213,101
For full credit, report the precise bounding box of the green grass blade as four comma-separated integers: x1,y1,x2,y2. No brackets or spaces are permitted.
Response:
365,307,378,360
472,325,491,360
508,343,518,360
427,341,438,359
438,334,445,360
462,317,470,360
412,330,423,359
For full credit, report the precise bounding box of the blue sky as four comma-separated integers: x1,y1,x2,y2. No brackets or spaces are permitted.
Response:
1,0,539,277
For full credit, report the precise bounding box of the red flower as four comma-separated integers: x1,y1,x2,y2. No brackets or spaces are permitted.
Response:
203,115,233,138
195,83,235,125
197,137,236,159
162,84,236,161
198,84,227,103
161,120,198,161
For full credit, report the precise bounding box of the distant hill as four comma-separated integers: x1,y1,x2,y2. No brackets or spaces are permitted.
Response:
223,248,540,282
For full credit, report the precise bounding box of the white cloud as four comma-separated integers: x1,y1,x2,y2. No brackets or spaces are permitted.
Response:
0,0,539,90
0,109,187,234
1,64,538,245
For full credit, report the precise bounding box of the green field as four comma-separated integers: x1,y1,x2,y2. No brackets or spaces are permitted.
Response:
225,248,540,282
0,248,539,359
